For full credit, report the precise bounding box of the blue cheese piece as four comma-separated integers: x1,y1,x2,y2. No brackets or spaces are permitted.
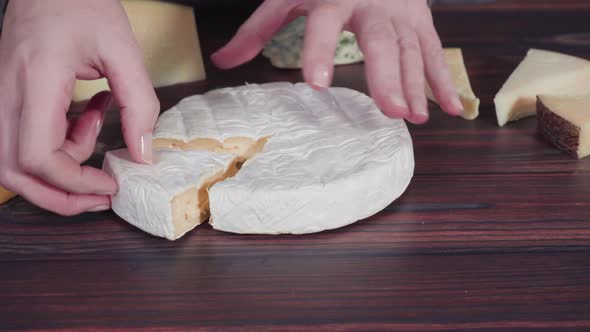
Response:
262,17,364,69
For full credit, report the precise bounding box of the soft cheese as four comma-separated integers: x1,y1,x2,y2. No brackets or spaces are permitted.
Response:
537,94,590,159
103,149,238,240
107,82,414,239
495,49,590,126
73,0,206,102
0,186,16,205
426,48,480,120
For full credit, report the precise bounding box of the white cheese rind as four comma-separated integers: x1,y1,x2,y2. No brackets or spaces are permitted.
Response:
73,0,206,102
154,82,414,235
494,49,590,126
103,149,235,240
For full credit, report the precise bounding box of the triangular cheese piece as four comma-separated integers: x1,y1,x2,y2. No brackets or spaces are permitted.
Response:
103,149,239,240
0,186,16,205
426,48,480,120
495,49,590,126
537,94,590,159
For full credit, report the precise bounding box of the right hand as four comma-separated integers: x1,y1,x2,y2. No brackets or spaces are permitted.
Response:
0,0,159,216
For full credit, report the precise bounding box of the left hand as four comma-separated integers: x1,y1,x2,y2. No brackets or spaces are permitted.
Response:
211,0,463,124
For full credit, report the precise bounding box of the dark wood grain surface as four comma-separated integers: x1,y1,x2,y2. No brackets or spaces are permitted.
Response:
3,1,590,331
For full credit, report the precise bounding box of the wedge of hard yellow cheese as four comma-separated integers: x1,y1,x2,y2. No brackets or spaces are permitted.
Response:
495,49,590,126
73,0,206,102
426,48,480,120
537,94,590,159
0,186,16,205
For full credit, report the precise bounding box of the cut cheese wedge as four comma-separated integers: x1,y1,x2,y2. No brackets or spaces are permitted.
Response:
104,82,415,239
426,48,480,120
73,0,206,102
103,149,239,240
537,94,590,159
0,186,16,205
495,49,590,126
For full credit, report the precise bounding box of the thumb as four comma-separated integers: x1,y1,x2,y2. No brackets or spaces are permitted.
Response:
102,40,160,165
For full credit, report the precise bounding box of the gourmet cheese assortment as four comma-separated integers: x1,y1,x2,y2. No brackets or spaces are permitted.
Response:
103,83,415,240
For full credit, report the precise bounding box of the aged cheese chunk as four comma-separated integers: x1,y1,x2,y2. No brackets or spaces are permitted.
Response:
0,186,16,205
495,49,590,126
106,82,414,239
262,17,364,69
425,48,480,120
537,94,590,159
103,149,239,240
73,0,206,102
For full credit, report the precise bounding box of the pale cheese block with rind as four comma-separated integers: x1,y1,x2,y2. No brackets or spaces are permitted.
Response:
153,82,414,235
495,49,590,126
73,0,206,102
537,94,590,159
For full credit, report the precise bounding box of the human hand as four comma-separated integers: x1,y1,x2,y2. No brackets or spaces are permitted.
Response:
0,0,159,215
212,0,463,124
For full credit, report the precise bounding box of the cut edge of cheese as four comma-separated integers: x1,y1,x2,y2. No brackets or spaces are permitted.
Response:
170,157,242,239
537,94,590,159
495,49,590,127
0,186,16,205
426,48,480,120
73,0,206,102
153,136,269,161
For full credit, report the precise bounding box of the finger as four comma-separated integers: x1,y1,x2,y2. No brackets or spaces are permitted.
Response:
62,91,111,163
301,3,351,89
394,23,429,124
351,6,409,119
12,173,110,216
211,0,304,69
418,18,463,116
101,37,160,165
18,65,117,195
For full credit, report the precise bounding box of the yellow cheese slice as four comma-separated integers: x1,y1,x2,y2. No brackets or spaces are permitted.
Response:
72,0,206,102
0,186,16,205
537,94,590,159
495,49,590,127
426,48,480,120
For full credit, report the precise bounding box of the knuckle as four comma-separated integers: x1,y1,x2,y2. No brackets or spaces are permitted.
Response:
423,42,445,61
398,36,421,55
361,22,396,50
18,150,43,175
313,2,345,17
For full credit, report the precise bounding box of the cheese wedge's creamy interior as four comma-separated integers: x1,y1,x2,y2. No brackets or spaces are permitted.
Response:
158,136,269,237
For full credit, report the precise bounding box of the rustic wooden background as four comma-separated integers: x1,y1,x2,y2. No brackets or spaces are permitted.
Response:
2,0,590,330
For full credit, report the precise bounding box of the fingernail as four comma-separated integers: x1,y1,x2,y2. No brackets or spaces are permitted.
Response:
310,64,331,89
141,132,153,164
389,95,410,116
88,205,110,212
